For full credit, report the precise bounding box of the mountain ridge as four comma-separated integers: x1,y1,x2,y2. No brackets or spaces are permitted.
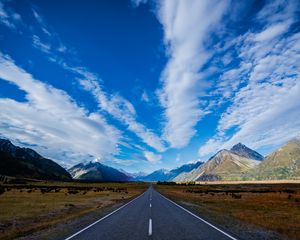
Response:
174,148,260,182
69,161,132,181
0,139,71,181
136,161,203,182
230,143,264,161
244,138,300,180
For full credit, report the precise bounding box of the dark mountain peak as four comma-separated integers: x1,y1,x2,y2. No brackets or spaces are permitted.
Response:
230,143,264,161
0,138,12,144
233,142,246,148
0,138,17,152
68,161,132,181
0,138,71,181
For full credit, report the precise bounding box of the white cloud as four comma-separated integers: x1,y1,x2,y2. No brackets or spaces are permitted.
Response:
131,0,148,8
143,151,162,163
19,7,166,154
79,77,166,152
0,52,121,167
157,0,229,148
0,1,19,29
32,35,51,53
141,90,150,103
255,21,290,42
199,0,300,156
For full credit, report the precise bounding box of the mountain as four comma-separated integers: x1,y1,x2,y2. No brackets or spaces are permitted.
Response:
169,161,204,179
245,138,300,180
137,169,171,182
230,143,264,161
69,161,132,181
130,171,147,179
0,139,71,181
174,149,260,182
136,161,203,182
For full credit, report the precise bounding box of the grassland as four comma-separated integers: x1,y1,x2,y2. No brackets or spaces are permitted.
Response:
155,182,300,240
0,180,148,240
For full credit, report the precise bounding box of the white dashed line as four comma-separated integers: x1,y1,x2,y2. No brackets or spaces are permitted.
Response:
148,218,152,236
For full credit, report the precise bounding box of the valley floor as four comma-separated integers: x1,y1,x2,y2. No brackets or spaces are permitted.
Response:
0,180,148,240
155,182,300,240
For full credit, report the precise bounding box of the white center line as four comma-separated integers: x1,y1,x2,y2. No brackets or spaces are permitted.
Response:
150,203,152,208
148,218,152,236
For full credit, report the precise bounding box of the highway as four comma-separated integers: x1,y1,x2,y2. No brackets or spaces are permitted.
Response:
65,186,237,240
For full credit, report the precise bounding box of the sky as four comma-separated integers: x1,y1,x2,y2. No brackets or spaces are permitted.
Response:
0,0,299,173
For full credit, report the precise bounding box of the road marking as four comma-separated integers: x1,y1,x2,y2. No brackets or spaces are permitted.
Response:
158,192,237,240
148,218,152,236
150,203,152,208
64,190,147,240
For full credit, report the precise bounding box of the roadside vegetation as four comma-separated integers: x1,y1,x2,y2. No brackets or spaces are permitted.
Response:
0,178,147,240
155,182,300,240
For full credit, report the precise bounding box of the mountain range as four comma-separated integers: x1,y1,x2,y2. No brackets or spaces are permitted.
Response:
244,139,300,180
68,161,132,181
136,161,203,182
174,146,261,182
0,139,71,181
174,140,300,182
1,137,299,182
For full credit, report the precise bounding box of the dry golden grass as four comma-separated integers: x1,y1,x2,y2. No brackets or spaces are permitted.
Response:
156,183,300,240
0,181,147,239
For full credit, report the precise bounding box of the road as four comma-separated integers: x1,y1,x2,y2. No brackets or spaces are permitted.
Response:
65,186,237,240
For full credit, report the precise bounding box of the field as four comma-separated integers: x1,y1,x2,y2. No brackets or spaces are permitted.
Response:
155,182,300,240
0,180,148,240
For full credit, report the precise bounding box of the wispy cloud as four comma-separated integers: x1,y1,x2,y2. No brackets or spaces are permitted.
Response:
143,151,162,163
79,77,166,152
0,52,121,167
0,0,21,29
26,5,166,155
141,90,150,103
199,0,300,156
32,34,51,53
156,0,229,148
32,8,52,36
131,0,148,8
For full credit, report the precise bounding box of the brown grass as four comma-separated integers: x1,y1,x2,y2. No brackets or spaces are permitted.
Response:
0,181,147,239
156,183,300,240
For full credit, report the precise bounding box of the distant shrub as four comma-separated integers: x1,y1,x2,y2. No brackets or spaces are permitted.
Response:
231,193,242,199
157,181,177,185
68,190,79,194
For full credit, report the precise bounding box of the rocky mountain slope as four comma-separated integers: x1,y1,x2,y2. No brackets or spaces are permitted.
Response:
245,138,300,180
230,143,264,161
69,161,132,181
174,149,260,182
0,139,71,181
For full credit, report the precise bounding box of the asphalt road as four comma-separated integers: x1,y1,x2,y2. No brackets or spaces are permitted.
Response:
65,186,237,240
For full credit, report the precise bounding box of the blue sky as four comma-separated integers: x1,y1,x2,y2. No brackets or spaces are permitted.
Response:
0,0,299,173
